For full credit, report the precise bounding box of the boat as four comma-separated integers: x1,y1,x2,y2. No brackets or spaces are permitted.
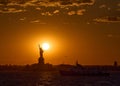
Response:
59,69,110,76
59,62,110,76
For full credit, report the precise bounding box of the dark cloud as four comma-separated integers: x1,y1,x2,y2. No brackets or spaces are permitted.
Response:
0,0,94,14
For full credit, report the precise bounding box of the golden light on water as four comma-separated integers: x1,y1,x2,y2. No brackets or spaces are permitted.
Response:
42,43,50,50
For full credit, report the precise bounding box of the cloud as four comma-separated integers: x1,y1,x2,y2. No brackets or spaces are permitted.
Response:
67,9,86,15
41,12,53,16
0,0,95,7
30,20,40,23
20,17,26,21
99,4,111,10
93,16,120,23
107,34,113,38
0,7,25,13
35,7,41,10
107,34,120,38
68,11,75,15
0,0,94,14
99,4,107,8
30,19,46,24
77,9,86,15
53,10,59,14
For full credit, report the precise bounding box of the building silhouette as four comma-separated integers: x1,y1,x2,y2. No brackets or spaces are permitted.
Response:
38,45,44,65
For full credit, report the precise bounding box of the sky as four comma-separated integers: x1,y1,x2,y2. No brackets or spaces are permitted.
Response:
0,0,120,65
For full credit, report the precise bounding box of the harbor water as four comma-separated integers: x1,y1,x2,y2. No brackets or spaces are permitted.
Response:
0,71,120,86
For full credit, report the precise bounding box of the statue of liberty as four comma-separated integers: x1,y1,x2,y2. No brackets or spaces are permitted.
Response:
38,45,44,65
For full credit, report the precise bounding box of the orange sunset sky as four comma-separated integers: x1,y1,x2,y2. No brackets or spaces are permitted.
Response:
0,0,120,65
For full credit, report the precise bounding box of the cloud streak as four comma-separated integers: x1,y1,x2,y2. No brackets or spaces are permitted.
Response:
0,7,25,13
94,16,120,23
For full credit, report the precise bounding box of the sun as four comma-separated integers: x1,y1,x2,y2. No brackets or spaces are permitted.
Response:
42,43,50,50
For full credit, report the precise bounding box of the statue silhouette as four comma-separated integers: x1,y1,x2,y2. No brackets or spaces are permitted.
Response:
38,45,44,65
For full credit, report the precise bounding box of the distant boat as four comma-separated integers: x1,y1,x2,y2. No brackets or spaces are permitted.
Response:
59,70,110,76
59,63,110,76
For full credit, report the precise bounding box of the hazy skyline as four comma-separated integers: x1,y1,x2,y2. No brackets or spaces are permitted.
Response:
0,0,120,65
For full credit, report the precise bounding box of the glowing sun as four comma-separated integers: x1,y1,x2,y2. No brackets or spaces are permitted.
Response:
42,43,50,50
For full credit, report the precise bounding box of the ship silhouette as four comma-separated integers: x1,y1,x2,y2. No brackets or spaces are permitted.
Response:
59,61,110,76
